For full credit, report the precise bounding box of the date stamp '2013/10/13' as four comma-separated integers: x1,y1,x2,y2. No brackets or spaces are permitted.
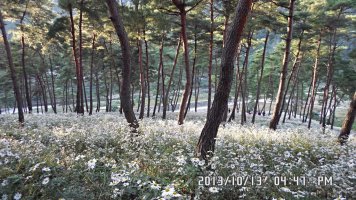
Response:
198,176,333,187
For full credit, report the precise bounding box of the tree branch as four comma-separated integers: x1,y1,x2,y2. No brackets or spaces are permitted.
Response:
158,7,180,15
186,0,204,13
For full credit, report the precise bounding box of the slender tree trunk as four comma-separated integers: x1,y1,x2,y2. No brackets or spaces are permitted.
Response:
138,38,146,119
241,32,253,125
279,31,303,118
302,78,313,122
163,36,181,119
89,33,96,115
308,35,321,128
153,35,164,117
144,29,151,117
106,0,138,129
173,65,183,112
252,31,269,123
228,49,241,122
322,8,342,129
79,0,86,113
196,0,252,159
194,70,201,112
283,66,300,123
269,0,295,130
68,3,84,114
174,5,192,125
0,10,24,123
49,56,57,114
185,28,197,118
95,70,100,112
338,92,356,145
38,75,48,112
65,80,69,113
20,5,32,114
207,0,214,116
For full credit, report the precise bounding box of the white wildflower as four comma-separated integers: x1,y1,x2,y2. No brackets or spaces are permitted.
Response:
42,177,50,185
198,160,205,166
13,192,21,200
1,179,8,186
2,194,8,200
150,181,161,190
87,159,97,169
279,187,291,193
42,167,50,172
284,151,291,158
208,187,219,193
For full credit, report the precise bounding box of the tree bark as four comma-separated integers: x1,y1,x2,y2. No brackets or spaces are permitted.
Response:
228,49,241,122
185,27,197,118
278,31,303,118
79,0,86,113
0,9,24,123
308,34,321,128
269,0,295,130
163,36,181,119
196,0,252,159
138,38,146,119
143,29,150,117
68,3,84,114
172,0,192,125
49,56,57,114
106,0,138,129
152,35,164,117
207,0,214,117
321,8,342,129
252,31,269,123
20,2,32,114
338,92,356,145
89,33,96,115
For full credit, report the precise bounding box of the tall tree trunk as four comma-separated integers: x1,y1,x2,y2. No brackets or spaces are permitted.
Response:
282,65,300,123
172,0,192,125
278,31,303,118
0,10,24,123
163,36,181,119
228,49,242,122
95,70,100,112
37,75,48,112
138,38,146,119
20,3,32,114
106,0,139,131
89,33,96,115
308,34,321,128
207,0,214,117
106,0,138,129
196,0,252,159
153,35,164,117
185,27,197,118
79,0,86,113
194,69,201,112
269,0,295,130
68,3,84,114
322,8,342,129
252,30,269,123
338,92,356,145
302,78,313,122
241,32,253,125
144,29,151,117
49,56,57,114
173,65,183,112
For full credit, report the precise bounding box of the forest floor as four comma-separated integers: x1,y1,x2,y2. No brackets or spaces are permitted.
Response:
0,112,355,199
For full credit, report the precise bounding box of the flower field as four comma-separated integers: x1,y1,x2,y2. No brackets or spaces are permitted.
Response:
0,113,355,199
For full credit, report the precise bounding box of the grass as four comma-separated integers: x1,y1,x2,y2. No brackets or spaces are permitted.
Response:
0,112,355,199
